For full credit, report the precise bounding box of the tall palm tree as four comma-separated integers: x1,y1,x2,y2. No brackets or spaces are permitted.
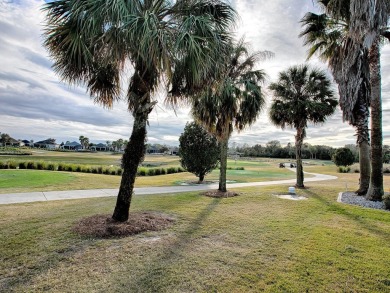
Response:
191,39,268,192
269,65,337,188
303,0,389,200
43,0,236,221
299,3,371,195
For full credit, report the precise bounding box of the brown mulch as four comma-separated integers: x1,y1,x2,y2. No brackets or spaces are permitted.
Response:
72,212,175,238
201,190,239,198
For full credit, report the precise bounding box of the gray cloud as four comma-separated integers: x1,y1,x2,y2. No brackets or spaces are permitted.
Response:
0,0,389,147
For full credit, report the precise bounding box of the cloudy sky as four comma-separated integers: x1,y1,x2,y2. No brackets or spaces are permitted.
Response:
0,0,389,147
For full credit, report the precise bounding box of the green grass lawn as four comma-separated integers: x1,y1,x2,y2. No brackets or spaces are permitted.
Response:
1,175,390,292
0,153,304,193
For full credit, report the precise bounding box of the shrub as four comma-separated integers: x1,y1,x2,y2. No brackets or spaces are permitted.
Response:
57,163,65,171
26,161,35,169
19,162,27,169
383,194,390,210
36,162,46,170
8,161,17,169
160,168,166,175
154,168,161,176
384,168,390,174
167,167,176,174
47,163,56,171
97,166,103,174
338,166,351,173
354,169,360,173
65,164,74,172
0,161,5,169
82,166,92,173
147,169,155,176
116,169,122,176
91,167,98,174
178,167,185,173
103,168,110,175
111,169,117,175
138,168,146,176
76,165,82,172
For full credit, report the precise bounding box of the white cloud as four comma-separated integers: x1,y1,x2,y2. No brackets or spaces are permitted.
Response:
0,0,389,147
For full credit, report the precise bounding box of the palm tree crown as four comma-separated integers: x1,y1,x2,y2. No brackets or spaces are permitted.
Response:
43,0,236,221
269,65,337,131
192,39,268,140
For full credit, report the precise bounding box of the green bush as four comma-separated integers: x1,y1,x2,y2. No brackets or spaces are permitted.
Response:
384,168,390,174
8,161,17,169
91,167,98,174
47,163,56,171
97,166,103,174
154,168,161,176
36,162,46,170
167,167,176,174
0,161,5,169
160,168,166,175
57,163,65,171
116,169,123,176
27,161,35,169
383,194,390,210
147,169,155,176
19,162,27,169
178,167,185,173
63,165,71,172
138,168,146,176
338,166,351,173
110,169,117,175
354,169,360,173
76,165,82,172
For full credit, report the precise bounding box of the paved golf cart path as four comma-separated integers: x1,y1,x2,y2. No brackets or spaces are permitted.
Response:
0,169,337,205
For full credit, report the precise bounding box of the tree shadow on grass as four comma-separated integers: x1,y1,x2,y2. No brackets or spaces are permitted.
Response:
304,189,390,241
120,197,221,291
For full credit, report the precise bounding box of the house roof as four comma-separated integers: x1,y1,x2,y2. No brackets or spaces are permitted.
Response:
95,143,107,147
64,141,81,147
35,138,56,145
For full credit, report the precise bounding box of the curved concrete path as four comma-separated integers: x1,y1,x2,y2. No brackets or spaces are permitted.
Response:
0,169,337,205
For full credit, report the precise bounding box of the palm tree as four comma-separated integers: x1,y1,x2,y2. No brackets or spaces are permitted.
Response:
191,39,268,192
43,0,236,221
269,65,337,188
302,0,389,199
299,3,371,195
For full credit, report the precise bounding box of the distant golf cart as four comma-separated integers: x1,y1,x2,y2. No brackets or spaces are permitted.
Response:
279,162,296,168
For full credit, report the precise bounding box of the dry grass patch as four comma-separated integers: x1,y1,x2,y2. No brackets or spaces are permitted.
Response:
73,212,175,238
202,190,239,198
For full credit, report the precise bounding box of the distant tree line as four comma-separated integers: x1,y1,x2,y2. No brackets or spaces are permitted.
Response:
234,140,336,160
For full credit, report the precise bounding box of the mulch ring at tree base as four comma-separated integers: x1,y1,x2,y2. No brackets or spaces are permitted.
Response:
201,190,239,198
72,212,175,238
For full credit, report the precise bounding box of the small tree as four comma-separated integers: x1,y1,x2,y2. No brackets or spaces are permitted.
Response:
179,122,219,183
332,148,355,167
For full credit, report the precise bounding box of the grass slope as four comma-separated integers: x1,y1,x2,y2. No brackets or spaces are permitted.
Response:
1,177,390,292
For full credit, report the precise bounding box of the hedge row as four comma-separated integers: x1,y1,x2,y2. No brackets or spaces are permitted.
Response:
0,147,32,155
0,160,185,177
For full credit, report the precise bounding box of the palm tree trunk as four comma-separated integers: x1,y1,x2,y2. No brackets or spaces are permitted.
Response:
352,93,371,195
112,105,150,222
112,68,154,222
295,127,305,188
366,38,384,201
356,140,370,195
219,138,228,192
